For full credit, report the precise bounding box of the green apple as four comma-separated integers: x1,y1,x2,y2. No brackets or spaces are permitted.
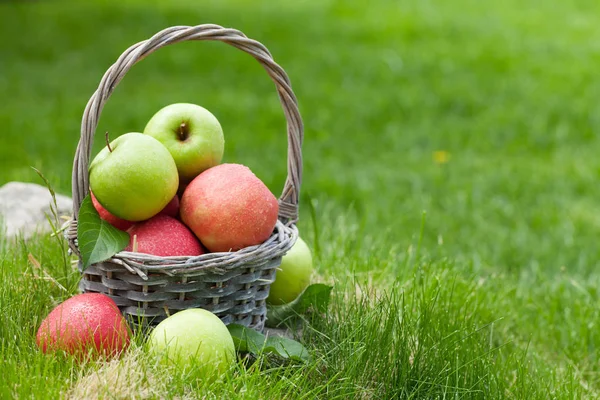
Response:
267,236,314,305
148,309,235,377
89,132,178,221
143,103,225,183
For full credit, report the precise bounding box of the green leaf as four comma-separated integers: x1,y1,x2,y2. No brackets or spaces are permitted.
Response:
77,195,130,268
265,335,310,362
228,324,310,362
266,283,333,328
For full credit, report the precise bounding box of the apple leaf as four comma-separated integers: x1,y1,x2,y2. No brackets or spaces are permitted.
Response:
77,194,130,268
266,283,333,328
227,324,310,362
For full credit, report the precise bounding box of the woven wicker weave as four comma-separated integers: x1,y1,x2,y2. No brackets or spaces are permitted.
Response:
66,24,303,332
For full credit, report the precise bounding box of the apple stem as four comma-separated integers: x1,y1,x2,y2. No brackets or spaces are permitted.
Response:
178,122,187,140
105,131,113,153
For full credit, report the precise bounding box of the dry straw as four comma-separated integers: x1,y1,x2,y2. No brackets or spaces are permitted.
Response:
67,24,303,332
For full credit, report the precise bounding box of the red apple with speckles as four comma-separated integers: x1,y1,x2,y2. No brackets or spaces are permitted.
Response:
126,214,204,256
180,163,279,252
36,293,130,358
91,191,134,231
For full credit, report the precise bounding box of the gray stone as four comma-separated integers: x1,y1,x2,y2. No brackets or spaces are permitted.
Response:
0,182,72,239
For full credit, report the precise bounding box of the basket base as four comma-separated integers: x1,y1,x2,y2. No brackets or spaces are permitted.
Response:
77,257,282,334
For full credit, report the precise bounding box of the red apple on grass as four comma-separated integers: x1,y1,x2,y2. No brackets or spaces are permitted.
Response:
180,163,279,252
143,103,225,183
126,214,204,257
36,293,130,358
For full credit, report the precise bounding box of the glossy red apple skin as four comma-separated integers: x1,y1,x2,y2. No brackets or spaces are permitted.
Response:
91,191,134,231
160,195,180,218
126,214,204,257
36,293,130,358
180,163,279,252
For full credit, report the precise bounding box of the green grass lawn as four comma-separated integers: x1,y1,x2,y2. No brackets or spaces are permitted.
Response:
2,0,600,398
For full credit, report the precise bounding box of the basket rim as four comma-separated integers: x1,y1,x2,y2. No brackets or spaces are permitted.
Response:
68,220,298,281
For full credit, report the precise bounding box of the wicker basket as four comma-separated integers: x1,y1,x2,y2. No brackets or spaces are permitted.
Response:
66,24,303,332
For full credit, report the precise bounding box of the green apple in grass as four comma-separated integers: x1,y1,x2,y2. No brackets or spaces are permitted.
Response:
267,237,314,305
148,309,235,377
143,103,225,183
89,133,179,221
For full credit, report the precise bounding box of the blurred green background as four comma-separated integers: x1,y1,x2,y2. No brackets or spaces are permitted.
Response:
1,0,600,277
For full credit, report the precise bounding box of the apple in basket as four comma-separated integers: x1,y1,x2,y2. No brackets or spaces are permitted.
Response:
126,214,204,257
90,191,134,231
180,163,279,253
160,195,180,218
89,132,179,221
144,103,225,185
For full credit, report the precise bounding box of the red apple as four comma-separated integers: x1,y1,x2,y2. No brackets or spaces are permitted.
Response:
180,163,279,252
91,191,134,231
160,195,180,218
36,293,130,358
126,214,204,256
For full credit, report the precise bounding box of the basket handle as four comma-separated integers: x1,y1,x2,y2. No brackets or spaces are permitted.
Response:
72,24,303,224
